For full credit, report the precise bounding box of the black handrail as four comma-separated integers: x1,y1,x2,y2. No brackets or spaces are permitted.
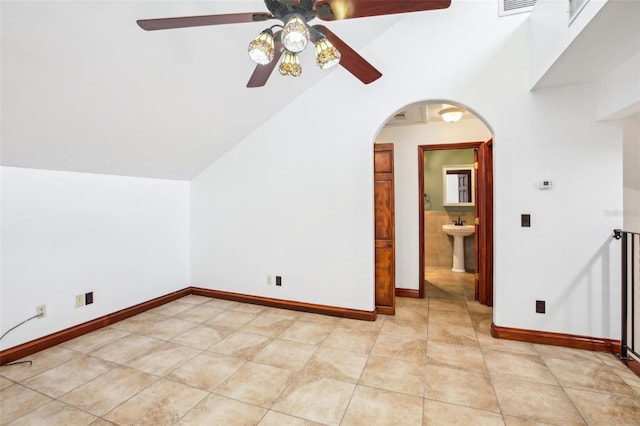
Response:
613,229,640,361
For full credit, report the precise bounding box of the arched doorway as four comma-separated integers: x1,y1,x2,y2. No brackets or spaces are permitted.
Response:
373,100,494,312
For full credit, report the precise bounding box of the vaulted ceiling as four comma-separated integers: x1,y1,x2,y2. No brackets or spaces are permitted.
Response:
1,1,404,179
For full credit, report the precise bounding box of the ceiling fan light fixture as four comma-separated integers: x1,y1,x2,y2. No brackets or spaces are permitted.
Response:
248,29,275,65
439,107,465,123
315,37,341,70
137,0,454,87
278,51,302,77
281,15,309,53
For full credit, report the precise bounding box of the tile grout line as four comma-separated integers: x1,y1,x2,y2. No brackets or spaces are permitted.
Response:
468,295,508,425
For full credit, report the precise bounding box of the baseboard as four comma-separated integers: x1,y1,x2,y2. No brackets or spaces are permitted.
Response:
0,288,191,365
491,322,621,353
190,287,377,321
621,357,640,378
395,288,420,298
0,287,376,364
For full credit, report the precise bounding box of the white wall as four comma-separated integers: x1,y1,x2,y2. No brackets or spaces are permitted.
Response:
0,167,190,349
595,53,640,121
192,1,623,338
623,115,640,233
190,113,376,310
529,0,607,87
491,83,621,337
375,119,491,290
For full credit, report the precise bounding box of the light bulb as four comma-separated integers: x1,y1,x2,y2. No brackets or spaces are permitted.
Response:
439,107,465,123
278,51,302,77
281,15,309,53
315,37,341,70
248,30,275,65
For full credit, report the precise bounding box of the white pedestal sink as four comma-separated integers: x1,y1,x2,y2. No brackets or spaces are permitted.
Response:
442,224,475,272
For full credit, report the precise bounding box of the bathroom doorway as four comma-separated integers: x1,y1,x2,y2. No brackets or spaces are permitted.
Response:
374,101,494,310
419,141,493,306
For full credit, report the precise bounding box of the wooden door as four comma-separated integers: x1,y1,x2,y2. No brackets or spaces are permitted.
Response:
477,139,494,306
418,141,493,306
374,143,395,315
474,149,480,300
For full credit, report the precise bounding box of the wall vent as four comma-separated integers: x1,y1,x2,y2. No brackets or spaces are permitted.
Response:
384,106,427,127
499,0,537,16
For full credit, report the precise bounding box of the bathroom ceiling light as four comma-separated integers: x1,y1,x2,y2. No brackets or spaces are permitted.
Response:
439,107,465,123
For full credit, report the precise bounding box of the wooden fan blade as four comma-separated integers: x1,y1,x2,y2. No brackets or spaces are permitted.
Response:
247,38,283,88
313,0,450,21
137,12,274,31
313,25,382,84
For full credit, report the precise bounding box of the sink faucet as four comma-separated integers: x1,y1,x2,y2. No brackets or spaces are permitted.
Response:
453,216,465,226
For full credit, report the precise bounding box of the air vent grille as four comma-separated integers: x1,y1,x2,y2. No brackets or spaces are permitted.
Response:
499,0,537,16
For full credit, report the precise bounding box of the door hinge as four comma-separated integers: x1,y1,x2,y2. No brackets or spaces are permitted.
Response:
474,273,480,280
474,217,479,225
474,162,479,169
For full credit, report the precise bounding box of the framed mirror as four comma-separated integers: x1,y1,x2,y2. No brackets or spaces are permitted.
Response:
443,164,474,206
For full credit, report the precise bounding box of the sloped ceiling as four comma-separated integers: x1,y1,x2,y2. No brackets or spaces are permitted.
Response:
1,1,403,180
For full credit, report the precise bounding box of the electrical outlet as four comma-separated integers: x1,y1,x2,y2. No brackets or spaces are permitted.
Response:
267,275,272,286
85,291,94,305
275,276,282,286
75,294,85,308
36,304,46,318
521,214,531,227
536,300,546,314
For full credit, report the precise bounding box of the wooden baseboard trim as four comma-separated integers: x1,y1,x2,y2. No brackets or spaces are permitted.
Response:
491,322,621,353
0,288,191,365
395,288,420,298
190,287,377,321
621,357,640,378
376,306,395,315
1,286,377,365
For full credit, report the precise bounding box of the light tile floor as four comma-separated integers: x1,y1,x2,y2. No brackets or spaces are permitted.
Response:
2,268,640,425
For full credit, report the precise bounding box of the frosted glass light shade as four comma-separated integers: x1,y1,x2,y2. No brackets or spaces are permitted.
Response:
248,30,275,65
278,51,302,77
282,15,309,53
315,37,341,69
439,107,465,123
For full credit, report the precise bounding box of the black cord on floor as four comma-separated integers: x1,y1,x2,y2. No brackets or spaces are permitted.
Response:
0,314,41,367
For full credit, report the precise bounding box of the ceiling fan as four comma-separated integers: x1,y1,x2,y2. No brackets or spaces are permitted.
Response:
137,0,451,88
